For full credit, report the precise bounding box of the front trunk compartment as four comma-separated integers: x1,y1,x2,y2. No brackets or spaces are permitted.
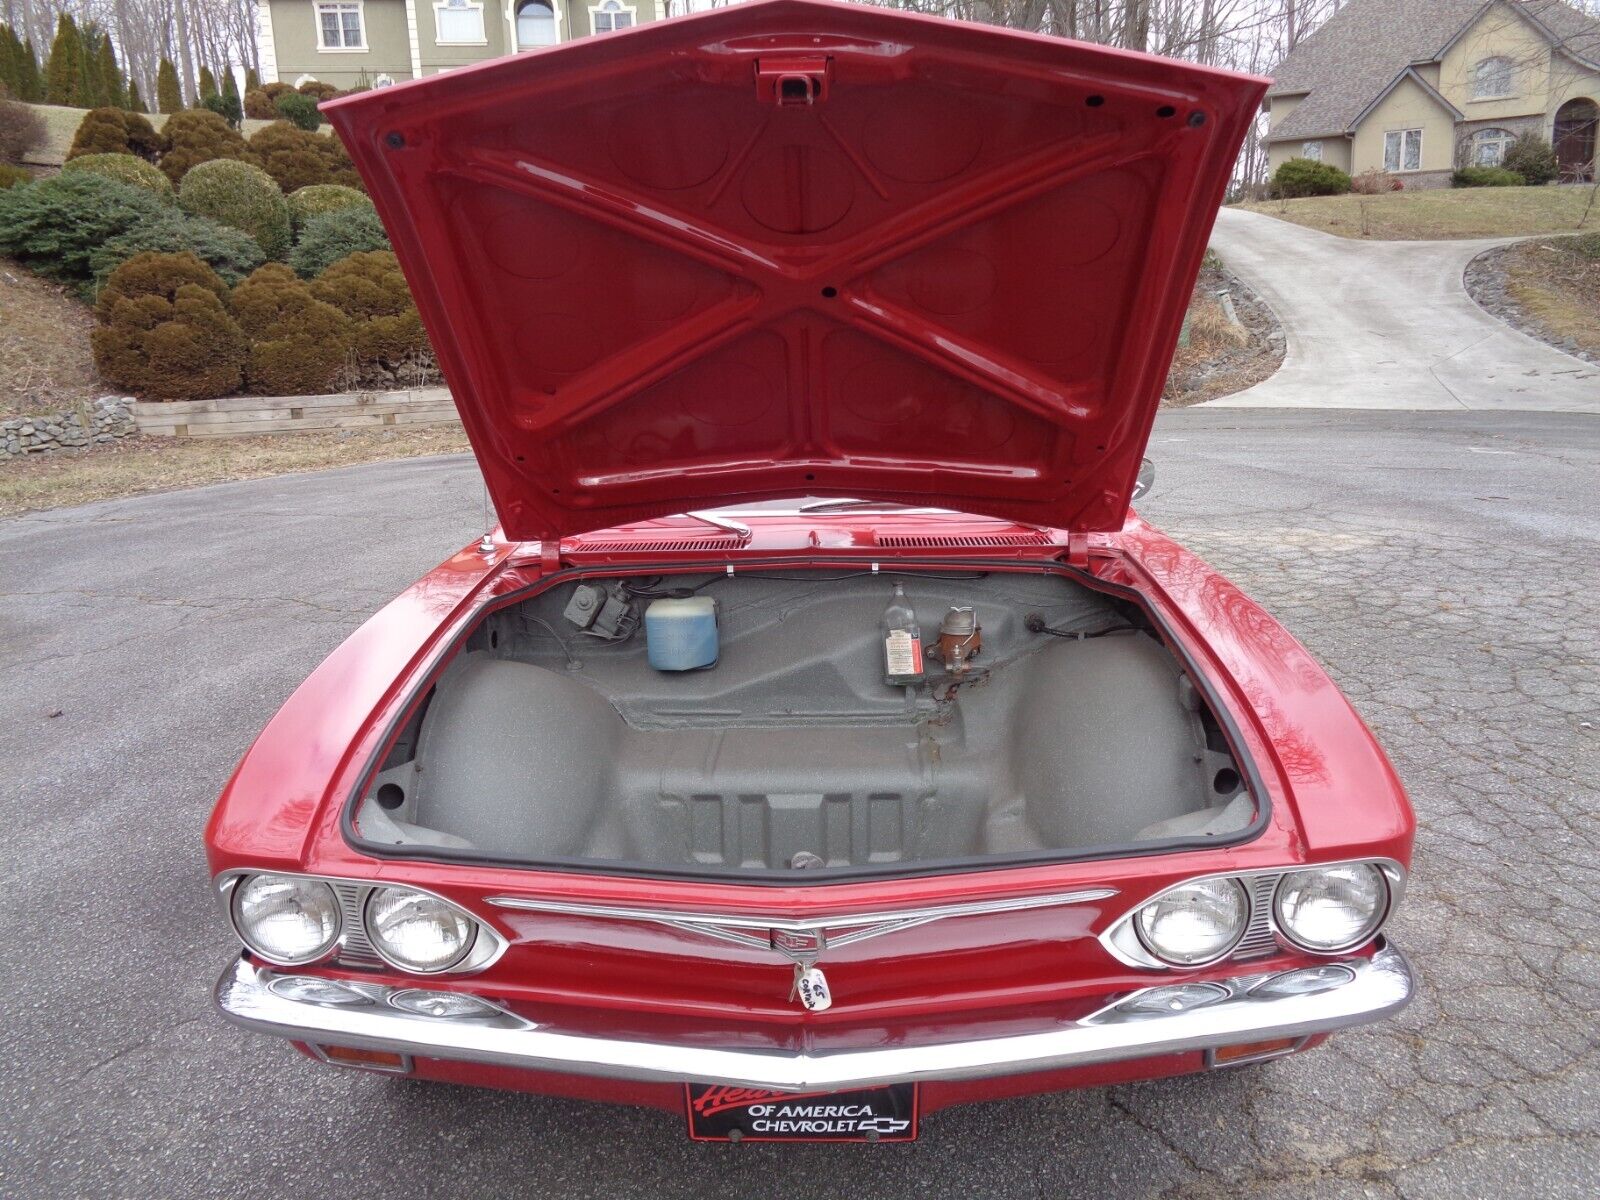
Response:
351,566,1259,879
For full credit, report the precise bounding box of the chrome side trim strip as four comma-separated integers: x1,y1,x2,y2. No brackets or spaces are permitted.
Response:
483,889,1118,953
214,942,1414,1093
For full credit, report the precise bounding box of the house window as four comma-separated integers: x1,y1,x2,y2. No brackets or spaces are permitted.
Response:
1472,127,1515,166
434,0,485,44
316,1,365,50
517,0,558,46
1384,128,1423,172
1472,57,1513,100
590,0,635,33
1300,140,1323,161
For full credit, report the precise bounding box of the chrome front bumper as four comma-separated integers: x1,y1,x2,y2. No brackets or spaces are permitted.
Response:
215,943,1414,1092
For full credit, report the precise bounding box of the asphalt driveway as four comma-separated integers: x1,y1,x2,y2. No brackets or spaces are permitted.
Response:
1,409,1597,1199
1206,208,1600,411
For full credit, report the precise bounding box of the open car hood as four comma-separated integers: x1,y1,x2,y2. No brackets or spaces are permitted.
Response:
324,0,1266,542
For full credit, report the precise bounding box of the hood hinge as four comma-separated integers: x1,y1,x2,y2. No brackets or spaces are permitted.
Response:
1066,531,1090,568
540,539,564,575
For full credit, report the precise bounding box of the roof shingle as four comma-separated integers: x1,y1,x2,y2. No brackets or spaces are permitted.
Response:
1266,0,1600,142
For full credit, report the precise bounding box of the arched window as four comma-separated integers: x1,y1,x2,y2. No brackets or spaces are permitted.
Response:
517,0,558,47
1472,56,1512,99
1471,127,1514,166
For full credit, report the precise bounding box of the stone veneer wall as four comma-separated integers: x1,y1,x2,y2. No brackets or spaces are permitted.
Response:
1,397,137,457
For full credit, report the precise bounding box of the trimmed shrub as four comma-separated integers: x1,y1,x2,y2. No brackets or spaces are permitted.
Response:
67,106,161,162
178,158,291,258
91,251,246,399
0,94,45,162
311,250,428,364
0,172,167,291
274,91,321,131
90,208,265,290
286,183,371,233
157,108,255,185
1501,133,1559,186
1573,232,1600,261
297,79,339,103
231,262,353,394
202,89,243,129
61,151,174,199
1452,165,1525,188
0,161,30,189
290,205,389,277
1270,157,1351,198
248,120,359,193
1350,168,1402,195
244,81,293,120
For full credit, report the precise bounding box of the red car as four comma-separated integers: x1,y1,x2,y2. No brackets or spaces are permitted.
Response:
209,0,1414,1143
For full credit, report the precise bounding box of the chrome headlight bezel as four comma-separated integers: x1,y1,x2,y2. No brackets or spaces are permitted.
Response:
1132,876,1250,967
215,871,507,976
229,873,343,967
1273,863,1392,954
1101,859,1404,971
364,885,478,975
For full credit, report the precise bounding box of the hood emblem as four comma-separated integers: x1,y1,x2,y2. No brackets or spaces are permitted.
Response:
486,887,1116,1011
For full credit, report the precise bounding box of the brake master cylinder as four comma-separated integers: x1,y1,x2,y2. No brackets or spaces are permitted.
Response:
880,582,925,687
935,606,981,675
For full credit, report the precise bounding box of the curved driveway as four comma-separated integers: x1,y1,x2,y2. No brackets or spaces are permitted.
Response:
1206,207,1600,411
3,411,1598,1198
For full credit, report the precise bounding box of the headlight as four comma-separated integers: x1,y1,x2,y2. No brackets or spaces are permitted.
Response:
232,873,341,965
1274,863,1388,952
1134,877,1248,966
365,887,475,973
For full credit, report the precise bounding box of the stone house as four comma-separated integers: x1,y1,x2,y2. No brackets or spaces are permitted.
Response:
1264,0,1600,186
257,0,666,89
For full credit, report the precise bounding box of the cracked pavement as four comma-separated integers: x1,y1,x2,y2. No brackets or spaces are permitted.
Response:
1,408,1596,1199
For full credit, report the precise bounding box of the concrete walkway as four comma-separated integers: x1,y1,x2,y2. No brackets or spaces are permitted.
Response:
1204,207,1599,411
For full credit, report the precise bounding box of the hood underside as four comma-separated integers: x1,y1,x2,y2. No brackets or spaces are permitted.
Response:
324,0,1267,542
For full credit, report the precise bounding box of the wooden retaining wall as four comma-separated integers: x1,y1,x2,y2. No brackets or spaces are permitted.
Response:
130,388,460,438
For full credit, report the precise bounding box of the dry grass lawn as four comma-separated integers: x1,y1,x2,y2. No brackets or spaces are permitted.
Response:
1501,234,1600,359
1239,184,1600,240
0,425,472,518
0,259,101,416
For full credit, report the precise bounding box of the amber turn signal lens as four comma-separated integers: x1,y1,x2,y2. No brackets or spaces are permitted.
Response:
317,1044,410,1072
1211,1037,1299,1065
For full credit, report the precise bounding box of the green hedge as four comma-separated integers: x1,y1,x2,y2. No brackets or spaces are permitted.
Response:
0,172,167,293
61,152,175,199
286,183,371,233
90,208,265,290
178,158,291,259
289,205,389,277
1270,157,1352,198
1452,165,1525,188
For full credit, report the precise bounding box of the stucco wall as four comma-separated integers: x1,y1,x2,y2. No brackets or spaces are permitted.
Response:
269,0,413,86
1267,136,1352,175
1438,3,1552,122
1351,75,1457,177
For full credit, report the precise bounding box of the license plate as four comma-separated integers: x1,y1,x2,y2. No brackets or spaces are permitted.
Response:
685,1083,918,1142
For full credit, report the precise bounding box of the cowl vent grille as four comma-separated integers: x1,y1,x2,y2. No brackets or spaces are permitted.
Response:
875,532,1053,549
577,537,741,553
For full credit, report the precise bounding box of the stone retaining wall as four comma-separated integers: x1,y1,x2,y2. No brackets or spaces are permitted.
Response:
1,397,137,457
